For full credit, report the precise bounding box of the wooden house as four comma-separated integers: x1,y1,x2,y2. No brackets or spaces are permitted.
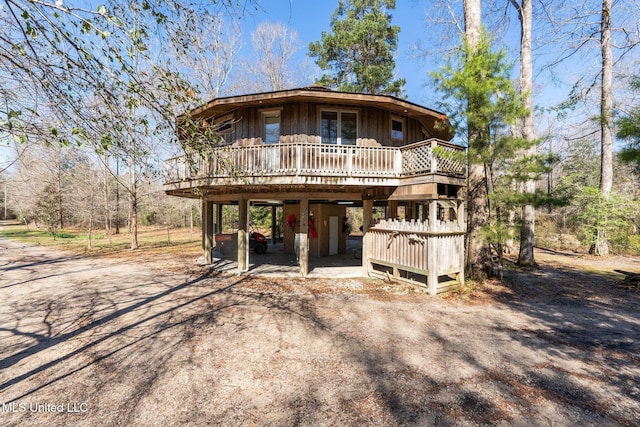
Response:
164,87,466,294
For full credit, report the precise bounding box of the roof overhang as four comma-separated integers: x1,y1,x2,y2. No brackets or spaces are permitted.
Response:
180,87,454,141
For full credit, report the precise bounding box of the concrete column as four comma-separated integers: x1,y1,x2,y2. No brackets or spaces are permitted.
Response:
238,198,249,272
202,199,214,264
299,198,309,277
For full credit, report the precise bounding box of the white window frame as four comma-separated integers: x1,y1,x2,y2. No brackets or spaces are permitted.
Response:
391,116,405,144
261,108,282,145
319,109,358,146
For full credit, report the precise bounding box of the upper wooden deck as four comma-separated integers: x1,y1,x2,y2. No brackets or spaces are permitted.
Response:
164,138,466,199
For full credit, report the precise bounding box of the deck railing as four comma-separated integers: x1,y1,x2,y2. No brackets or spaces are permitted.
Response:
363,218,465,295
164,138,465,183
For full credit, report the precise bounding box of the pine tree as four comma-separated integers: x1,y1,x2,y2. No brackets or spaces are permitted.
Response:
308,0,405,96
432,33,544,279
616,75,640,169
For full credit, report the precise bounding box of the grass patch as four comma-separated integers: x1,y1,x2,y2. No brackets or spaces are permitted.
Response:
0,222,201,259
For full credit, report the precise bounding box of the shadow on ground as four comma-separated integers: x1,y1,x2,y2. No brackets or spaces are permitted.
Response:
0,241,638,426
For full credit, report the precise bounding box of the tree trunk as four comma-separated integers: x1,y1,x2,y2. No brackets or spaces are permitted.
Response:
57,166,64,230
596,0,612,256
464,0,482,47
464,0,493,279
130,154,139,250
103,154,112,244
515,0,537,266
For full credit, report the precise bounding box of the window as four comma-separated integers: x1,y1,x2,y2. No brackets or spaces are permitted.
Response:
321,110,357,145
263,112,280,145
210,114,235,144
391,118,404,142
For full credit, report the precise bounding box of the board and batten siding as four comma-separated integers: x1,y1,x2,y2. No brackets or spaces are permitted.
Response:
215,101,429,147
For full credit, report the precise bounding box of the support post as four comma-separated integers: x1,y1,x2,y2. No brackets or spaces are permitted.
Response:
427,199,438,295
427,235,438,295
387,200,398,220
215,203,222,234
238,198,249,272
428,200,438,232
457,200,466,287
362,199,373,275
363,199,373,233
299,198,309,277
202,199,214,264
457,200,465,231
271,205,278,245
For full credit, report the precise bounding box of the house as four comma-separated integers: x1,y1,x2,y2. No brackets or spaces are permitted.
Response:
164,86,466,294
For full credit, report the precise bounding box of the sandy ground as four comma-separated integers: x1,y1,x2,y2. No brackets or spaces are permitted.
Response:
0,237,639,426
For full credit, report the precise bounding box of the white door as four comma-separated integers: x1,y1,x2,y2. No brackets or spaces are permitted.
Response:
329,216,339,255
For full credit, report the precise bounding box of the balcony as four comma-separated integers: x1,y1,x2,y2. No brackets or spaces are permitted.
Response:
163,138,465,194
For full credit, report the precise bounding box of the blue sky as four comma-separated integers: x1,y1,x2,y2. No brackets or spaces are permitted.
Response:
238,0,445,106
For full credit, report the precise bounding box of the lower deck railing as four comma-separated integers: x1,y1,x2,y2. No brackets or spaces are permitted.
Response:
363,219,465,295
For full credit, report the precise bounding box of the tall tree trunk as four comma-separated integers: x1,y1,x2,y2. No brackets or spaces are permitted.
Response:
512,0,537,266
596,0,613,256
464,0,493,279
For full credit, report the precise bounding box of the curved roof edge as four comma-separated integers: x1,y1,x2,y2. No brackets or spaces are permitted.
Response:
182,87,455,141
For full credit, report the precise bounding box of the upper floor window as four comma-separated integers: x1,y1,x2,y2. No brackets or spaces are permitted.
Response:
262,110,281,145
321,110,357,145
391,118,404,142
211,114,235,144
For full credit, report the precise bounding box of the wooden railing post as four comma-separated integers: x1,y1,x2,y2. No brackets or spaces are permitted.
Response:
430,139,438,173
395,150,403,176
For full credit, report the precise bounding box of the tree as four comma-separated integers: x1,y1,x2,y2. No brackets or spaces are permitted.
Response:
506,0,537,267
595,0,614,256
616,75,640,168
308,0,405,96
241,22,310,92
0,1,256,249
433,26,533,279
168,12,242,99
463,0,494,280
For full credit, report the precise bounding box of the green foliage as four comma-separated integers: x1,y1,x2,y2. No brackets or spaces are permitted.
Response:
431,32,528,161
616,75,640,170
0,1,216,150
571,187,634,252
432,31,555,270
308,0,405,96
34,184,62,238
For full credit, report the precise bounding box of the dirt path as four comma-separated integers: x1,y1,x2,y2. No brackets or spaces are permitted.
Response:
0,238,639,426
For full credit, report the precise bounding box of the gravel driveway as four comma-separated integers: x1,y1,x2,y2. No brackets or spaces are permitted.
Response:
0,237,639,426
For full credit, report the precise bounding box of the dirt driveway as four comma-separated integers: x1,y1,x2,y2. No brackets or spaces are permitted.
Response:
0,238,639,426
